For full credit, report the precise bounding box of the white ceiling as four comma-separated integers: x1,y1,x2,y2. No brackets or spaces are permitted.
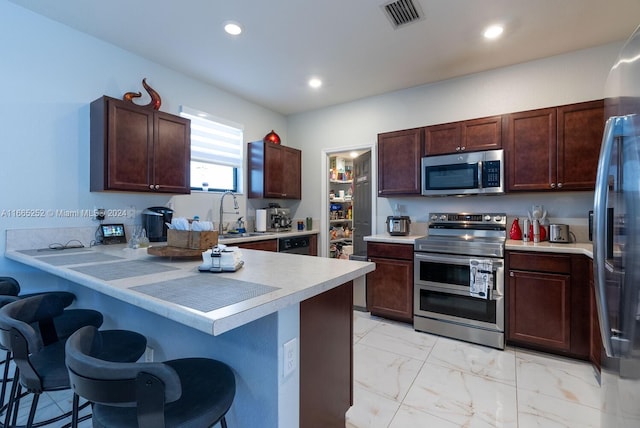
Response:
10,0,640,115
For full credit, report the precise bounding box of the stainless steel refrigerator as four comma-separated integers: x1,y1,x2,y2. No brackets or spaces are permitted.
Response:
594,24,640,428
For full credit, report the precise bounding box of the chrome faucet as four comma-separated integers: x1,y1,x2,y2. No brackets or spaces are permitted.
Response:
218,191,239,235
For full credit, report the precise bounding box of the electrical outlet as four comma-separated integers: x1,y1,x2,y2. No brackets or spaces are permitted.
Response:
283,338,297,378
144,346,154,362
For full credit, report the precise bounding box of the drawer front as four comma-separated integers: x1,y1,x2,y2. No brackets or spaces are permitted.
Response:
508,251,571,274
367,242,413,260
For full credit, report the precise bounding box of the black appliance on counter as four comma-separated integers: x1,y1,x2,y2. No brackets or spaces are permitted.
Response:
143,207,173,242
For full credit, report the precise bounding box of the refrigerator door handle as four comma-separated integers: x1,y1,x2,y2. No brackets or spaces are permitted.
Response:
593,115,624,358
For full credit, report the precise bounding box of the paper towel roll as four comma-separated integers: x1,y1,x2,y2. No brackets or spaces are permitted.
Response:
256,209,267,232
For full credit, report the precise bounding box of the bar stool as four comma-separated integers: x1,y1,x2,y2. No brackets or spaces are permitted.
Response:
0,293,142,428
65,325,236,428
0,277,75,307
0,276,81,412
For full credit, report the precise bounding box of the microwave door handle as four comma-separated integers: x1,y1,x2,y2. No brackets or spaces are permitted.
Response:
477,161,483,189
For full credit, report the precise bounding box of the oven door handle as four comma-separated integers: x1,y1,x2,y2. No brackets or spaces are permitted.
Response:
414,252,503,268
419,283,503,301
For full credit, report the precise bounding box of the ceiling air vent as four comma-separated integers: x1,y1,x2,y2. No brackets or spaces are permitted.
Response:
382,0,424,29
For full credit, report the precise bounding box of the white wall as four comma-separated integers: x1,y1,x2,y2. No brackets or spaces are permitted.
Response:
0,2,286,277
287,41,624,238
1,2,625,259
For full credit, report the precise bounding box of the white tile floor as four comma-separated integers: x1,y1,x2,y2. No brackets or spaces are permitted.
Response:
3,311,602,428
348,311,603,428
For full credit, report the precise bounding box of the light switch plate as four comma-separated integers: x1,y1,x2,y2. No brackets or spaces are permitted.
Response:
283,338,297,378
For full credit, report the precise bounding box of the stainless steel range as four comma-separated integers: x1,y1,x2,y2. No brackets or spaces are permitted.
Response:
414,213,507,349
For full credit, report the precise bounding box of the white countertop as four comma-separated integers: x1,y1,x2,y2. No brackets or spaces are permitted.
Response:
363,234,424,244
5,244,374,336
364,234,594,258
505,239,593,257
217,229,319,244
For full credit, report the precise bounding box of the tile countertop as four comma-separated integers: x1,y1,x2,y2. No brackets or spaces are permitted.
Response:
364,234,593,258
5,244,373,337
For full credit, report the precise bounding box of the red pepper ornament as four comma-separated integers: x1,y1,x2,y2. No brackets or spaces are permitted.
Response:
510,218,522,240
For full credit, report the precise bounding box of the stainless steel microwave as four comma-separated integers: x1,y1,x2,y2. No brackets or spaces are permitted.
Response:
421,149,505,196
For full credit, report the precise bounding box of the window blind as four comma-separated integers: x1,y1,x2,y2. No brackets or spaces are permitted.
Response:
180,106,243,168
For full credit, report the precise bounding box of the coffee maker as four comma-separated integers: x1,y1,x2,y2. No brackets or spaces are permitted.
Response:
142,207,173,242
266,207,292,232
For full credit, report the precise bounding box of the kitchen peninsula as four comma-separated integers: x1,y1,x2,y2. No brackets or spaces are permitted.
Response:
5,228,375,428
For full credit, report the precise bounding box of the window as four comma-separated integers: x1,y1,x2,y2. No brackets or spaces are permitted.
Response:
180,106,244,192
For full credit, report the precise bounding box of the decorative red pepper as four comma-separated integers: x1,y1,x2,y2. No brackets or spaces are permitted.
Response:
510,218,522,240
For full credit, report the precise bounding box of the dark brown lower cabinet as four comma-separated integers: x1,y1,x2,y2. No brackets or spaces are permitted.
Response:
236,239,277,252
508,268,571,351
300,281,353,428
309,234,318,256
366,242,414,323
235,235,317,255
507,251,590,359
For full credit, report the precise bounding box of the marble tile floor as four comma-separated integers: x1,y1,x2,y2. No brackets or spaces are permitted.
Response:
2,311,601,428
348,311,602,428
0,384,92,428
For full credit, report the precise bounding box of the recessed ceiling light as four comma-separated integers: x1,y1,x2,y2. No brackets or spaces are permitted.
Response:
308,78,322,89
350,151,359,158
483,24,503,39
224,21,242,36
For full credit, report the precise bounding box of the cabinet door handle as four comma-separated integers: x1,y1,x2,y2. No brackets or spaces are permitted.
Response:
154,184,160,190
550,183,556,188
149,184,154,190
456,146,461,151
509,271,514,277
557,182,563,188
460,146,466,151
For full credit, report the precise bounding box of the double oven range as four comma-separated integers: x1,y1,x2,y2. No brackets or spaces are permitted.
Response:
414,213,507,349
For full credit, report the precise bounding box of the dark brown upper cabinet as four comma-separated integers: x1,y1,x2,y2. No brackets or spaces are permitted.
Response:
247,141,301,199
377,128,423,197
425,115,503,155
90,96,191,194
506,100,604,192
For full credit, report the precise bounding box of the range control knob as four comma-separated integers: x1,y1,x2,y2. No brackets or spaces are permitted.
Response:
430,214,439,221
440,214,447,221
484,215,492,221
494,215,502,222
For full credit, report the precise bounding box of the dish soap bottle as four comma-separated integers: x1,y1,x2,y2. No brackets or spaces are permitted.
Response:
509,218,522,240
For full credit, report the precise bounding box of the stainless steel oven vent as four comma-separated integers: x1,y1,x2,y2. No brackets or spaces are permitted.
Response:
382,0,424,29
